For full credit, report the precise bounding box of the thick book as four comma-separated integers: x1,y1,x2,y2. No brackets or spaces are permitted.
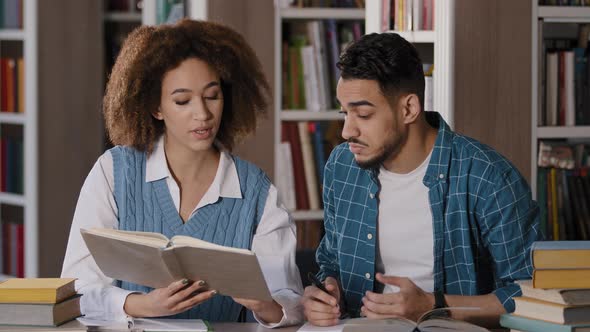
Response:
0,278,76,304
513,296,590,325
80,228,273,301
531,241,590,269
0,294,81,327
534,269,590,289
500,314,590,332
518,280,590,306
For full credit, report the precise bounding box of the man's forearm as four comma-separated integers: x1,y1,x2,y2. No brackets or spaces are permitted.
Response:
444,293,506,328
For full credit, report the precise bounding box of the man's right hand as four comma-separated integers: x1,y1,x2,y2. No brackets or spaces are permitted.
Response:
123,279,216,317
302,276,342,326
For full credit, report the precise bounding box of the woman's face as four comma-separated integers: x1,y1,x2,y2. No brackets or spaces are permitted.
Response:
154,57,224,154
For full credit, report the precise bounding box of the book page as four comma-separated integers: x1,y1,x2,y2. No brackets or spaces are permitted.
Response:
170,235,253,255
81,229,178,288
173,246,272,301
419,318,490,332
84,228,170,248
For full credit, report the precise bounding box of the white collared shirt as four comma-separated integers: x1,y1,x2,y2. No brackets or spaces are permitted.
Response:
61,137,303,327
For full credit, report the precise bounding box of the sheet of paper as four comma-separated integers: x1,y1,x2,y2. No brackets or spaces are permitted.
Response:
297,321,346,332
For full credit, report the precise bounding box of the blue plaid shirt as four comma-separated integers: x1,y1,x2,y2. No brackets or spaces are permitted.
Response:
316,112,542,317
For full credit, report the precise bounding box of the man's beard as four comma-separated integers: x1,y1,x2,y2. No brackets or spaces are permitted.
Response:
354,133,404,170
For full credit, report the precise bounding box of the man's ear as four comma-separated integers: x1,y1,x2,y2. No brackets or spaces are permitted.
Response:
401,94,421,124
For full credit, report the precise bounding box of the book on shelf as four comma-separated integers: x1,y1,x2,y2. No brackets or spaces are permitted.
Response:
80,228,273,301
500,313,590,332
514,296,590,325
1,204,24,278
0,278,76,304
532,241,590,270
517,280,590,306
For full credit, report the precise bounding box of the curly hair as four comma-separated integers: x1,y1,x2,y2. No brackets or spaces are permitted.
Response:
103,19,270,153
337,33,425,108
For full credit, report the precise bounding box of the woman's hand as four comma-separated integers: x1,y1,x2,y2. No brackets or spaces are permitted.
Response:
124,279,216,317
232,297,284,324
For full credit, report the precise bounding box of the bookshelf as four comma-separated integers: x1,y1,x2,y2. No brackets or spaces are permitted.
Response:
273,4,364,227
531,1,590,241
272,3,364,254
531,2,590,196
0,0,37,281
365,0,455,126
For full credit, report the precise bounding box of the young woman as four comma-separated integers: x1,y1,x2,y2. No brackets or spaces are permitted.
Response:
61,19,302,327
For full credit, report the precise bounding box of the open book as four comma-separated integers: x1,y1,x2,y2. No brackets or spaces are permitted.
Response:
298,308,489,332
80,228,272,301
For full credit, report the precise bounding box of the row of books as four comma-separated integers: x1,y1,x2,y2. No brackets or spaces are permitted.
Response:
539,0,590,5
0,278,81,327
282,20,363,111
0,204,23,278
0,57,25,114
501,241,590,331
0,0,22,29
537,167,590,241
278,121,344,212
106,0,142,12
279,0,365,8
0,124,24,195
539,29,590,126
381,0,435,32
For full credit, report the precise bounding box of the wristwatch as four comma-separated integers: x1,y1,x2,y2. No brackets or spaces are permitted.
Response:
432,290,450,317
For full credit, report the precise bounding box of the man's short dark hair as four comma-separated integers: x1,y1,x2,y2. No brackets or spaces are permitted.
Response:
337,33,425,108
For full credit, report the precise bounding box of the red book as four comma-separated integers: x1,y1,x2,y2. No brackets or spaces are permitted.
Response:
1,59,7,112
16,223,24,278
283,122,309,210
2,222,10,275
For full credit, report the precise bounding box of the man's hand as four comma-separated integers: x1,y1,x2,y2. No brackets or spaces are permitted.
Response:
361,273,434,321
301,276,342,326
124,279,216,317
232,298,284,324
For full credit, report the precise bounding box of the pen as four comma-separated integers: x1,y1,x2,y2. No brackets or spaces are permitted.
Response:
307,272,350,319
307,272,331,295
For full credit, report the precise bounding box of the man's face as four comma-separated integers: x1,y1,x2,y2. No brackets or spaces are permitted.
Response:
336,78,406,169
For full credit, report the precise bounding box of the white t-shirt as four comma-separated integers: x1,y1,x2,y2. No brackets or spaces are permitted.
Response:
376,152,435,293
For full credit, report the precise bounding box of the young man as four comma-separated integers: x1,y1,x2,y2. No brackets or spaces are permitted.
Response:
301,33,541,327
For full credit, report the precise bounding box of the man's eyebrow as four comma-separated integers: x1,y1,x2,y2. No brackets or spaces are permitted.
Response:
335,98,376,108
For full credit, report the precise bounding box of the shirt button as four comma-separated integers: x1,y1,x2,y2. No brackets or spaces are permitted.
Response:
365,273,371,279
439,174,445,179
369,193,374,199
367,233,373,240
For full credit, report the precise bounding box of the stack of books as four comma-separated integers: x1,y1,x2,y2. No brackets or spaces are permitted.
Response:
501,241,590,331
0,278,81,327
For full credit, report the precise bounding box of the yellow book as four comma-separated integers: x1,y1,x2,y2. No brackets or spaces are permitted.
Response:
532,241,590,269
533,269,590,289
0,278,76,304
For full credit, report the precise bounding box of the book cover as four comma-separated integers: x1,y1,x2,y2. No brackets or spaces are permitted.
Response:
534,269,590,289
0,278,76,304
531,241,590,269
80,228,273,302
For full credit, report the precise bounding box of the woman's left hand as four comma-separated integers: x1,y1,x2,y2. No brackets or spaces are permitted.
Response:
232,298,284,324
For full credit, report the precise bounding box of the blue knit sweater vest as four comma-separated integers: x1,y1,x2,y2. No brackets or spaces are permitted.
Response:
110,146,270,322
